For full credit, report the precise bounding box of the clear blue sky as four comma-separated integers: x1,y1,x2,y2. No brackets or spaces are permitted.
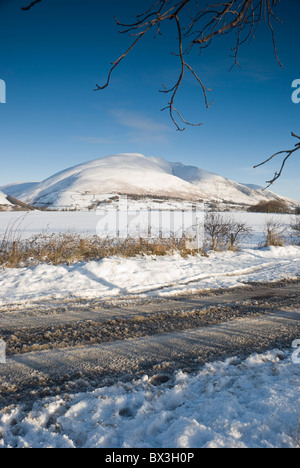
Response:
0,0,299,200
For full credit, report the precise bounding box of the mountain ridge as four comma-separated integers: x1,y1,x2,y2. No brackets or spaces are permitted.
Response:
0,153,296,210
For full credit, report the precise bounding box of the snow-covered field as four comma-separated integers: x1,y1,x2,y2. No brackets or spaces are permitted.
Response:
0,209,293,246
0,348,299,448
0,210,298,307
0,210,299,449
0,245,299,305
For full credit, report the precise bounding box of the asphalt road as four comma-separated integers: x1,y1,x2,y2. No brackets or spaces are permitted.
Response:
1,279,300,407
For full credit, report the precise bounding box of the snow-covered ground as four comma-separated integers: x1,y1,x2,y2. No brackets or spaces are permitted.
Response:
0,210,299,449
0,348,299,448
0,246,299,305
0,208,294,243
0,211,299,305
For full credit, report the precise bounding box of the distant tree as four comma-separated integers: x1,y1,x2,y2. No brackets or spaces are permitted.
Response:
247,199,291,214
20,0,298,186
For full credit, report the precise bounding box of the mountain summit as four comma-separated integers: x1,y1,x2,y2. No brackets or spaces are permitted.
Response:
1,153,294,210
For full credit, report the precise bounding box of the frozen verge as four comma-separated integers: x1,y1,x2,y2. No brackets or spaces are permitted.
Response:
0,348,299,448
0,246,299,305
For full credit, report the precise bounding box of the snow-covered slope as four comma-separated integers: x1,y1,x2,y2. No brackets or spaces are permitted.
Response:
1,182,39,200
168,161,292,206
0,191,11,206
2,153,296,210
10,154,208,209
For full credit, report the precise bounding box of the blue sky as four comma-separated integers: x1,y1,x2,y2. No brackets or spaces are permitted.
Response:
0,0,300,200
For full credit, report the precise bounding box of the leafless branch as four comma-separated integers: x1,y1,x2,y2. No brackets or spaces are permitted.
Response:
22,0,42,11
94,28,151,92
20,0,283,133
159,15,212,131
96,0,282,131
20,0,297,186
254,132,300,189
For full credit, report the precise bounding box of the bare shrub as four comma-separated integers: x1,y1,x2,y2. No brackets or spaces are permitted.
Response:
0,216,28,267
263,219,287,247
227,221,253,251
204,212,252,251
290,217,300,243
204,212,229,251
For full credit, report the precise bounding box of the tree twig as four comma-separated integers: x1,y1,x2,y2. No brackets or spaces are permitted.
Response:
254,132,300,189
96,1,282,131
22,0,42,11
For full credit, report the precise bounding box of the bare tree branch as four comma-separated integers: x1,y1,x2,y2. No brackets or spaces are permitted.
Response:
20,1,283,132
22,0,42,11
96,1,283,131
158,15,212,131
20,0,299,186
254,132,300,189
94,29,151,92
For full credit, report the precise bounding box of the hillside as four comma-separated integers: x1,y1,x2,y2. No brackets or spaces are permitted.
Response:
0,191,12,210
1,154,296,210
0,190,37,212
168,162,291,206
0,191,9,204
3,154,208,209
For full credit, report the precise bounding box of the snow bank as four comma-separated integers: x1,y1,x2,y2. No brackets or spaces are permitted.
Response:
0,246,299,305
1,348,299,448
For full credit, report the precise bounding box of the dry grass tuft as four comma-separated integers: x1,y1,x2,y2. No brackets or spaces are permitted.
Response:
263,219,287,247
0,230,200,268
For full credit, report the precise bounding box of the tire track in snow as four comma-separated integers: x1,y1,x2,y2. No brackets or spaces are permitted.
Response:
1,280,300,407
135,260,296,295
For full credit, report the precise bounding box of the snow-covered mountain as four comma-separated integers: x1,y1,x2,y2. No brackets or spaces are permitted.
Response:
1,153,295,210
0,191,11,207
1,182,39,200
4,154,208,209
167,161,291,206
